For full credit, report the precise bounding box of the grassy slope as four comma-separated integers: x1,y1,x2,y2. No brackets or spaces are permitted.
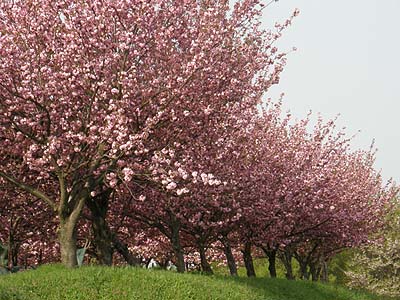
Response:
0,265,386,300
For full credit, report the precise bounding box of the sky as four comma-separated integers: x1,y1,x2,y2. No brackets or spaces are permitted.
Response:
260,0,400,183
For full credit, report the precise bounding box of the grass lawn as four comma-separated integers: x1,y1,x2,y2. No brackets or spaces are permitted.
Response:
0,264,389,300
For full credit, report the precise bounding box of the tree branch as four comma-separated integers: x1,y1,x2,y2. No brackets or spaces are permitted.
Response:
0,171,56,211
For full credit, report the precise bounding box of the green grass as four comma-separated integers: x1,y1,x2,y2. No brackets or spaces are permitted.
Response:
0,264,389,300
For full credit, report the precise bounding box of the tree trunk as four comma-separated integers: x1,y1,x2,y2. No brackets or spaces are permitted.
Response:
316,265,322,281
0,171,88,269
159,256,171,269
261,246,277,278
298,260,309,280
198,243,213,274
8,233,14,270
221,237,238,276
38,248,43,265
86,193,113,266
92,219,113,265
310,261,319,281
266,249,277,278
10,244,19,268
8,216,21,269
320,260,329,282
171,225,185,273
59,219,78,267
242,242,256,277
57,177,87,268
278,249,295,280
112,236,141,266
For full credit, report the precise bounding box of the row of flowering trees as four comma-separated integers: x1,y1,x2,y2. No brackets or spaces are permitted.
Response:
0,0,397,278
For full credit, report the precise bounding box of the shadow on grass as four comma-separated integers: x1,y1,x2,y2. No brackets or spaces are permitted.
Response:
0,289,24,300
181,271,381,300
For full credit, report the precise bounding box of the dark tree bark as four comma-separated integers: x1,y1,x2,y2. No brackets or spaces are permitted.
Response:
278,249,295,280
309,261,320,281
298,259,309,280
221,237,238,276
261,246,277,278
320,260,329,282
86,190,114,266
242,242,256,277
38,248,43,266
112,236,141,266
171,223,185,273
11,244,20,268
198,243,213,274
158,256,172,269
267,251,277,278
8,216,21,268
294,243,319,280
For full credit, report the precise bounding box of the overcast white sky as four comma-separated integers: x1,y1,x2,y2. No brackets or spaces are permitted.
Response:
261,0,400,183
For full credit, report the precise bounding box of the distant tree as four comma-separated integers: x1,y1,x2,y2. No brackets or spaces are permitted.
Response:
346,204,400,298
0,185,58,268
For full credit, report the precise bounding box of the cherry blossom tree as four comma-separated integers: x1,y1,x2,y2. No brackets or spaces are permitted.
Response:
0,184,58,268
0,0,289,267
1,0,394,278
